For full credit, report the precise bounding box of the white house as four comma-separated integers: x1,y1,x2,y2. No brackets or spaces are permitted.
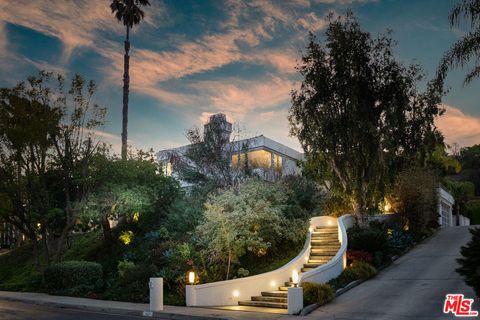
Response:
156,113,304,183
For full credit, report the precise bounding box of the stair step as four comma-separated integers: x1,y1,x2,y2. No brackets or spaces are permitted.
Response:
310,250,339,255
309,260,332,264
310,243,340,247
301,267,315,272
303,262,328,268
238,300,287,309
310,249,338,253
261,291,288,298
252,296,287,303
315,226,337,230
278,286,290,291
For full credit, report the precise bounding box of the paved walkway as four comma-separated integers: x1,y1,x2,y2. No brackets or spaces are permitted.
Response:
301,226,478,320
0,291,289,320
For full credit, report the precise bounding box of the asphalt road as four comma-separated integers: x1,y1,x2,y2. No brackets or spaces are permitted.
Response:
0,300,149,320
306,226,479,320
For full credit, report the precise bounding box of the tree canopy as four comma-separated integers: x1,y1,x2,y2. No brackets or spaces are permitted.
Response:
289,14,444,224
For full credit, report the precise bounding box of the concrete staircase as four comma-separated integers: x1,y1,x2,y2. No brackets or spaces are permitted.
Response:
237,225,340,309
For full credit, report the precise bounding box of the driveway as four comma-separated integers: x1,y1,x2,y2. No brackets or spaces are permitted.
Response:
304,226,478,320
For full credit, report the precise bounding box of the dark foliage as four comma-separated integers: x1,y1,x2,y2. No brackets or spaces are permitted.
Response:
456,227,480,296
44,260,103,295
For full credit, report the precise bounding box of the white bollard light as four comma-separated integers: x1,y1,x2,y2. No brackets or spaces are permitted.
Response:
149,277,164,312
287,286,303,315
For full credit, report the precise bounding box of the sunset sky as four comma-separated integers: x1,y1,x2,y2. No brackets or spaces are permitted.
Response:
1,0,479,153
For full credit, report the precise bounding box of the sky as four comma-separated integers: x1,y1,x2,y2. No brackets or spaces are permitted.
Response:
0,0,479,153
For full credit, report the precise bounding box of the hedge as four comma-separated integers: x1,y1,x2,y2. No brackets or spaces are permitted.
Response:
44,260,103,295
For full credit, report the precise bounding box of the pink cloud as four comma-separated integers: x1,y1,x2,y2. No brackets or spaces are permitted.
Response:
0,0,165,60
436,104,480,147
195,77,295,118
297,12,330,31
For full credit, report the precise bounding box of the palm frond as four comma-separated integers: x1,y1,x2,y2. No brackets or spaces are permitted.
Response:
464,64,480,84
437,29,480,84
449,0,480,27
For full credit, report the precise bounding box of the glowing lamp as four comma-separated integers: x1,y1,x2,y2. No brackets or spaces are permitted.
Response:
188,271,195,285
291,270,299,287
232,290,240,297
308,227,313,233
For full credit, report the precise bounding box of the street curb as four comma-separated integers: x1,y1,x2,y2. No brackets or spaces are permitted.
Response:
0,295,228,320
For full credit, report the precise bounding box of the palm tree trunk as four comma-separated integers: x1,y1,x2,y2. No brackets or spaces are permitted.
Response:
121,26,130,160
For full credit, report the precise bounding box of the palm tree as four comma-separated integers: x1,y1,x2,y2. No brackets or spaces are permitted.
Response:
111,0,151,160
438,0,480,85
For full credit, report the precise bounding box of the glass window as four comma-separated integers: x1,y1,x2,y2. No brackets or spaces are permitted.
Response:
231,153,246,170
274,154,282,174
248,149,272,169
166,161,173,176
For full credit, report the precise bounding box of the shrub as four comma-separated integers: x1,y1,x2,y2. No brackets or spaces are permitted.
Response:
347,250,373,264
388,166,438,235
464,201,480,225
117,260,136,279
301,282,334,305
348,261,377,280
348,224,389,254
387,227,415,255
327,262,377,290
44,260,103,295
456,227,480,297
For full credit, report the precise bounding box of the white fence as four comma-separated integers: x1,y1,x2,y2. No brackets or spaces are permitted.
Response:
186,214,354,307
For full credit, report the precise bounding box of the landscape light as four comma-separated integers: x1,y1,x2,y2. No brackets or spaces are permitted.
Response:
292,270,299,287
188,271,195,285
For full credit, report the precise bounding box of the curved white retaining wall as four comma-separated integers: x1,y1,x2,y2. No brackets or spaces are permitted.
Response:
186,214,354,307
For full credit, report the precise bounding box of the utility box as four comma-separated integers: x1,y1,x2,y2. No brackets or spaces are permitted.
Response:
288,287,303,315
149,277,164,311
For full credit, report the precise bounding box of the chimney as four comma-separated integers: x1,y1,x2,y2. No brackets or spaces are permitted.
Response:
204,113,232,142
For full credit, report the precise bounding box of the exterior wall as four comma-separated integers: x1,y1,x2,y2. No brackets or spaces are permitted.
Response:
458,215,471,226
156,134,304,183
185,215,354,307
438,187,454,227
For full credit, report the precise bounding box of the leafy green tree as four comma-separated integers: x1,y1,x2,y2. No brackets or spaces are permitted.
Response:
0,71,107,263
289,14,444,225
83,155,181,242
197,179,307,280
111,0,151,160
457,227,480,296
438,0,480,85
458,145,480,196
172,114,250,196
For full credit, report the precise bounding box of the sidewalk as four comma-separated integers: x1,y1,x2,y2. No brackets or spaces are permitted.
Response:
0,291,292,320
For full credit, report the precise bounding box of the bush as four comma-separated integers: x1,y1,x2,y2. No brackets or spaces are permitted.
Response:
348,224,389,254
301,282,334,305
387,227,415,255
347,250,373,265
388,166,438,235
456,227,480,297
328,261,377,290
44,260,103,295
348,261,377,280
464,201,480,225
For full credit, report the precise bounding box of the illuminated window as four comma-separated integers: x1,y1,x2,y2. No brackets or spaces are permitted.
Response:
274,154,282,174
232,153,246,170
248,149,272,169
166,161,173,176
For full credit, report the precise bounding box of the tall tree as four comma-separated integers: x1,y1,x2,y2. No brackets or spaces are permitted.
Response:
289,14,444,225
0,71,107,263
111,0,151,160
438,0,480,85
